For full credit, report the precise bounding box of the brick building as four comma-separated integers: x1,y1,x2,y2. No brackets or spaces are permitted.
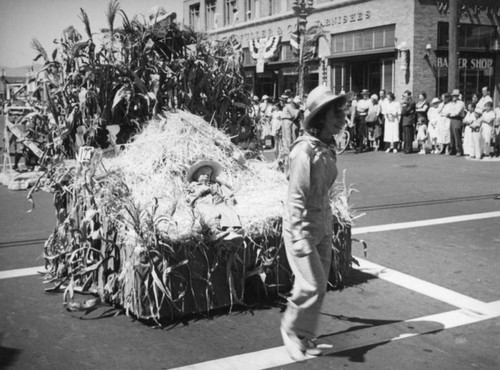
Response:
183,0,499,104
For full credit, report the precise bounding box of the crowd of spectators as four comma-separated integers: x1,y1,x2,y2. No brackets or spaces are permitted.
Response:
240,85,500,162
347,85,500,159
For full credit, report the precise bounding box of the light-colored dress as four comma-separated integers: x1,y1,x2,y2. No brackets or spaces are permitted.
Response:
427,107,440,141
437,102,451,145
383,100,401,143
462,111,475,155
481,110,495,155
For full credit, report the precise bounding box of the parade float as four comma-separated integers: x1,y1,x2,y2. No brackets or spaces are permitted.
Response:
3,1,362,323
37,109,359,323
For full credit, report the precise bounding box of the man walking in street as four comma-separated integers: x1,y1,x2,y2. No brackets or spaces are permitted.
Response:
401,90,416,154
447,89,465,156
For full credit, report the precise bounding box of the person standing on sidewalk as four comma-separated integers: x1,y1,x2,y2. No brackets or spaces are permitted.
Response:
354,89,371,152
415,92,429,154
462,102,476,157
383,92,401,153
401,90,416,154
282,96,303,152
280,85,346,361
476,86,492,112
470,108,483,160
480,101,495,158
437,93,452,154
447,89,465,156
427,97,441,153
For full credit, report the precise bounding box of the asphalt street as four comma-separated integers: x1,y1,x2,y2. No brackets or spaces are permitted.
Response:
1,118,500,369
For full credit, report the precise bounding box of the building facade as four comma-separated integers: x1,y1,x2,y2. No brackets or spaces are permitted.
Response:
183,0,500,103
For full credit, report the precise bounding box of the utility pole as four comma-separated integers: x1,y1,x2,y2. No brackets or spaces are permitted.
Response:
292,0,314,99
448,0,459,92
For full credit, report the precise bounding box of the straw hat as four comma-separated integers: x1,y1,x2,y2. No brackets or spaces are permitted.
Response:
292,96,301,105
431,97,440,104
261,95,270,101
361,89,370,95
186,160,222,182
148,6,174,23
302,85,346,129
451,89,460,96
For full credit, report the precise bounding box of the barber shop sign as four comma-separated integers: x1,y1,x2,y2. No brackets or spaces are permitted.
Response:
436,57,493,70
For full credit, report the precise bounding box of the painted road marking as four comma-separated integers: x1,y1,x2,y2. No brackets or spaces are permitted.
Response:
352,210,500,235
169,300,500,370
0,266,46,280
354,257,490,313
2,211,499,280
1,212,499,368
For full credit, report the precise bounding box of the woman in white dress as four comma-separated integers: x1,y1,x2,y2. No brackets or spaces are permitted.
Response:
383,92,401,153
437,93,452,154
427,98,441,153
462,102,475,156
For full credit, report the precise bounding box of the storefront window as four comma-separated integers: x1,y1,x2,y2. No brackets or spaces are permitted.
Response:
436,54,494,100
332,64,345,94
331,25,395,55
437,22,497,50
436,22,496,99
382,60,394,93
331,59,394,94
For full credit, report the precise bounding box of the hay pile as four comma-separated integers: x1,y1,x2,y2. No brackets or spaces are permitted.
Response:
104,110,287,239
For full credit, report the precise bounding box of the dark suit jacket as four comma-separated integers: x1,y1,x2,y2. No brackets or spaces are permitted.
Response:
401,99,416,127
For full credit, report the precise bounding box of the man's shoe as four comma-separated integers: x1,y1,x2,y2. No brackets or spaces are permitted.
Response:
280,326,306,362
301,338,324,356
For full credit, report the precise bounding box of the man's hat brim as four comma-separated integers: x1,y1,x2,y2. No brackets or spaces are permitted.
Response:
186,160,222,182
302,94,347,129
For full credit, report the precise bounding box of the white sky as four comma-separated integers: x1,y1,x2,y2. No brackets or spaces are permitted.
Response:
0,0,184,67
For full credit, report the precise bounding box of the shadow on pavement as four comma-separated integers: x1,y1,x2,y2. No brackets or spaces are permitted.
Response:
318,317,444,363
0,333,22,368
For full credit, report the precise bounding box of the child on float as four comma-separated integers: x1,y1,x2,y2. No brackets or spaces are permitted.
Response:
186,160,244,243
469,108,483,160
427,98,440,153
480,102,495,158
462,102,476,157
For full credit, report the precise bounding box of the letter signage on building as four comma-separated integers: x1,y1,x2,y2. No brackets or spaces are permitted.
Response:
436,57,493,70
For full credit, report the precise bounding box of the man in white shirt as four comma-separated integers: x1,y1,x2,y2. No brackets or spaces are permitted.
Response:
355,89,372,152
481,101,495,157
446,89,466,156
476,86,493,112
